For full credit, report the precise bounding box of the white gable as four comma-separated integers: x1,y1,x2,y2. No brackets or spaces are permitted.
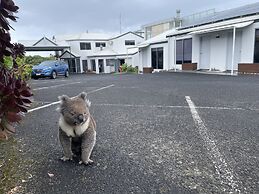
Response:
33,37,57,47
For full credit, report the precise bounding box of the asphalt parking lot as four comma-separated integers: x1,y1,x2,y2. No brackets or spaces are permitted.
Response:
16,73,259,194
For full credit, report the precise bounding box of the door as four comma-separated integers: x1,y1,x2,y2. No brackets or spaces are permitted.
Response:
82,60,88,72
151,47,163,69
91,60,96,71
98,59,104,73
68,59,76,73
199,36,210,70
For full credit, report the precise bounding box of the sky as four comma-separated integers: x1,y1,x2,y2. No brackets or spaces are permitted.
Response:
10,0,259,42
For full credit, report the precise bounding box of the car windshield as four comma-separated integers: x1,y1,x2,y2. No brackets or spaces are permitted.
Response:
38,61,56,66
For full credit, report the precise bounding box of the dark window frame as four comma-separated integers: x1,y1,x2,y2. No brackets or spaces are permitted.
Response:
95,42,106,47
254,29,259,63
80,42,91,50
176,38,192,64
151,47,164,69
125,40,135,45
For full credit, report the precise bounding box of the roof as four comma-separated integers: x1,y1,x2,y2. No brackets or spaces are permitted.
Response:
19,37,70,51
137,29,176,48
180,2,259,29
60,50,80,58
109,31,144,40
55,32,112,41
167,15,258,37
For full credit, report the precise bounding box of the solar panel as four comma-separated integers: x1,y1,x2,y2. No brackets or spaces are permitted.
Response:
181,2,259,29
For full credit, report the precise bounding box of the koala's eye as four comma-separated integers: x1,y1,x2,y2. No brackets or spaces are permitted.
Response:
83,112,87,115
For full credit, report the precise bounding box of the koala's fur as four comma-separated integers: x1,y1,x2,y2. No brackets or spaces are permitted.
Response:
57,92,96,165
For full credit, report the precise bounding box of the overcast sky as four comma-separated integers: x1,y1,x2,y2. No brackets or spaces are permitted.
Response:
10,0,259,42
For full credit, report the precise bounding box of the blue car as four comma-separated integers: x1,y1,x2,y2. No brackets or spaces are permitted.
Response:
31,60,69,79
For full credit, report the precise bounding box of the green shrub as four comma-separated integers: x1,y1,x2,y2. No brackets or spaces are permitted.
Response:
121,63,128,72
0,0,33,140
120,63,138,73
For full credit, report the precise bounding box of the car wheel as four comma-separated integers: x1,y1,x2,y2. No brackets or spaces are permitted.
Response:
51,71,57,79
65,70,69,77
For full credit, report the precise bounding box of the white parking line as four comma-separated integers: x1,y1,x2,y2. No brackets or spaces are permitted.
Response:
33,82,81,91
185,96,241,193
28,84,114,113
30,79,67,85
93,103,247,111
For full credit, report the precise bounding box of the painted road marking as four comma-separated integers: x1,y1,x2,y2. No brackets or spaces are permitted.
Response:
30,79,67,85
28,84,114,113
33,82,81,91
185,96,241,193
93,103,250,111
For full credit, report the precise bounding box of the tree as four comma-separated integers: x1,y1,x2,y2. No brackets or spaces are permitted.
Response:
0,0,33,140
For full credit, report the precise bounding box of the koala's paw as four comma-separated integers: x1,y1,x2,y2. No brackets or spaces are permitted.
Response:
60,156,73,161
79,159,94,165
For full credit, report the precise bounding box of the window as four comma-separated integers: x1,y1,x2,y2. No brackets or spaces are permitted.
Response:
125,40,135,45
254,29,259,63
106,59,116,66
95,42,106,47
176,38,192,64
151,47,163,69
80,42,91,50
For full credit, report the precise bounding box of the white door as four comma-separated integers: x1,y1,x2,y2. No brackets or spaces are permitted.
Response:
199,36,211,70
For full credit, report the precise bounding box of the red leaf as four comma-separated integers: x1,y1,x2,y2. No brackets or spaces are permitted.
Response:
15,79,21,89
6,112,22,122
20,90,33,97
18,105,28,113
15,98,23,105
3,121,16,134
14,88,20,97
21,98,32,104
2,86,12,96
3,96,16,108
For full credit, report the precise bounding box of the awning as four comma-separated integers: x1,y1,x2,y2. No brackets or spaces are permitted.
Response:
137,43,150,48
189,21,254,35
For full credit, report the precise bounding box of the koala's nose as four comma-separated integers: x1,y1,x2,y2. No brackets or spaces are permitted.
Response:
78,114,84,123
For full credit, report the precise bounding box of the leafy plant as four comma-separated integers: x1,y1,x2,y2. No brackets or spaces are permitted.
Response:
120,63,138,73
0,0,33,140
121,63,128,72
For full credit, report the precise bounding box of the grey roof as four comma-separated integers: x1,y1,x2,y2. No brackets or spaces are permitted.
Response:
181,2,259,29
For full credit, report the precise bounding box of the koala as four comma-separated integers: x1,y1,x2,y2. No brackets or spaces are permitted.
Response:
57,92,96,165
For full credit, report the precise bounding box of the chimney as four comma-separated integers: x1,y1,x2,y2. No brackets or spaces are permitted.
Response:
176,9,181,19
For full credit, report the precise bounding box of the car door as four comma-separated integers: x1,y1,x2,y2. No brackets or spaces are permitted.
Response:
54,61,62,75
60,61,67,74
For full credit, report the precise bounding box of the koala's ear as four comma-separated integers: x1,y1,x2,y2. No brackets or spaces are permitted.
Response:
78,92,91,107
58,95,69,103
78,92,87,100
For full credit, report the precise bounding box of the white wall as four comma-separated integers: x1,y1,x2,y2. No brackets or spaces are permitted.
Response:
131,53,139,68
192,35,200,65
65,32,144,74
139,42,168,70
111,33,144,54
240,22,259,63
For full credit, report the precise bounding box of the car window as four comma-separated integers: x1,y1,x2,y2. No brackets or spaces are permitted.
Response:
39,61,56,66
